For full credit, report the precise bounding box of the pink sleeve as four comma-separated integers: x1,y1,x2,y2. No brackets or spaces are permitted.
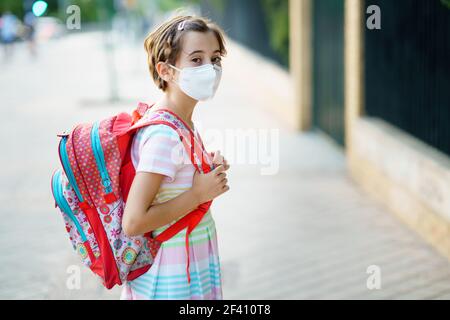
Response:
135,125,184,182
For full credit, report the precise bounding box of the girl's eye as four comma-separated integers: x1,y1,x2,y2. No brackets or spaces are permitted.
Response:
192,58,202,64
212,57,222,64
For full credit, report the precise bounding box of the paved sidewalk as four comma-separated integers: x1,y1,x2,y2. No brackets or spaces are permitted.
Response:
0,31,449,299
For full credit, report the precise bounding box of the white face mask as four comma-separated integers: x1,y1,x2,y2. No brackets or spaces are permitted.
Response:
168,63,222,101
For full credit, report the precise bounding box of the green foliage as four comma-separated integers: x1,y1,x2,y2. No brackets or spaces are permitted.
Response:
156,0,197,12
0,0,61,18
66,0,100,22
441,0,450,9
0,0,24,16
153,0,224,13
260,0,289,66
204,0,226,13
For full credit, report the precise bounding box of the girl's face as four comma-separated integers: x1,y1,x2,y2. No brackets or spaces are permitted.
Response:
176,30,223,70
157,30,224,100
160,30,223,92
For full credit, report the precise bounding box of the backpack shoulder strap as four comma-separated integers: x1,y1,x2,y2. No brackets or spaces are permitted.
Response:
128,105,212,174
131,102,153,124
129,107,195,143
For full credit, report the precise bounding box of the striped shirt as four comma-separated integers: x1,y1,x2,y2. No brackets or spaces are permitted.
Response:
120,121,223,300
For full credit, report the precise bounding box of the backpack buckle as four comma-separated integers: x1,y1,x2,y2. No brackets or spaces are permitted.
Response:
57,130,70,138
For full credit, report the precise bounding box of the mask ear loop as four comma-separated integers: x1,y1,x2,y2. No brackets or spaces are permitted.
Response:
166,63,181,85
167,63,182,72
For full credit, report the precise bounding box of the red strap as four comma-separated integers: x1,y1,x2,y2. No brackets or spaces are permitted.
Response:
84,240,96,264
152,201,211,242
82,205,121,288
79,201,90,210
150,203,209,283
104,192,117,204
131,102,152,124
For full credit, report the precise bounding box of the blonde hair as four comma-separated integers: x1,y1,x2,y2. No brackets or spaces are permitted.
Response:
144,15,227,91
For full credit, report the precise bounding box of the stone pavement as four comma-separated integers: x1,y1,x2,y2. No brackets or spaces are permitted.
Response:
0,31,449,300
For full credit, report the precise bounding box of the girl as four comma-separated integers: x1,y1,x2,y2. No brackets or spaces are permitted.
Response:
120,15,230,300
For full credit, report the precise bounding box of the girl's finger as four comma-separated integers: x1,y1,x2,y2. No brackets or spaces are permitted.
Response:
223,159,229,170
212,150,223,163
212,164,225,175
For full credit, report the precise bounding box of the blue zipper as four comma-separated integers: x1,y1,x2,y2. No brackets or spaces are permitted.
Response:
90,122,113,195
59,137,84,202
52,169,88,242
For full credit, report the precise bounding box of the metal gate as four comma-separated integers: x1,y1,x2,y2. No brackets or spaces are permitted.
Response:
312,0,345,146
364,0,450,156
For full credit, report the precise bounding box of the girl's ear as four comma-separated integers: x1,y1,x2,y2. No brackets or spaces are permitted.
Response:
156,62,175,83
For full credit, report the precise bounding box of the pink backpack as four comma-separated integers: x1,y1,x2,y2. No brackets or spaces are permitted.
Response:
51,102,213,289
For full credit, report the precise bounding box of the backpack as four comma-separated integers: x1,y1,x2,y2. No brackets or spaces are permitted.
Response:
50,102,214,289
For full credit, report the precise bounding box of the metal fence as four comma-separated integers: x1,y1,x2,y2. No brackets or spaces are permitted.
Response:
312,0,345,146
364,0,450,156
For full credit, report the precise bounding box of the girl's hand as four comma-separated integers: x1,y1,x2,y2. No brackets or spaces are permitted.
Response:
192,164,229,204
210,150,230,171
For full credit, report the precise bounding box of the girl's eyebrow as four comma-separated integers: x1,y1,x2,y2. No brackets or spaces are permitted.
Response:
188,49,221,56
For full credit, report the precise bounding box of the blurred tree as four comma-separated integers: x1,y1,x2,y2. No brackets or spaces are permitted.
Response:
157,0,192,12
260,0,289,66
68,0,101,22
0,0,24,16
441,0,450,9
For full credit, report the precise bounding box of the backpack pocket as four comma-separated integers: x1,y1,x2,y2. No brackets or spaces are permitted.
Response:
59,136,85,203
91,121,117,204
51,169,100,268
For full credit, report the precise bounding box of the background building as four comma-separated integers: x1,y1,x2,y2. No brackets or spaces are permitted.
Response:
288,0,450,260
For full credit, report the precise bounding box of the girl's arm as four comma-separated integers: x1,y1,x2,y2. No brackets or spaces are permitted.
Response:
122,164,228,237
